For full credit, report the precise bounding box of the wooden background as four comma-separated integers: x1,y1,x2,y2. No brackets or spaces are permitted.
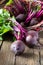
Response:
0,32,43,65
0,0,43,65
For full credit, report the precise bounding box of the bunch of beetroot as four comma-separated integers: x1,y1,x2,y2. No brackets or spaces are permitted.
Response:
4,0,43,55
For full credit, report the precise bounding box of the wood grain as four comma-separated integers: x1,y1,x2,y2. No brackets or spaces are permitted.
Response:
0,32,43,65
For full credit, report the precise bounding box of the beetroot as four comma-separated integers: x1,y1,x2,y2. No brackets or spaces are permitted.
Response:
10,40,25,55
26,30,39,48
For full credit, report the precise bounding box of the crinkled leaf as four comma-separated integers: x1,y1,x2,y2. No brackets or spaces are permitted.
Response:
0,9,13,35
2,24,13,35
0,9,16,41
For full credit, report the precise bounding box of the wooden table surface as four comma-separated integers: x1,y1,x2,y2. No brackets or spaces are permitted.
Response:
0,31,43,65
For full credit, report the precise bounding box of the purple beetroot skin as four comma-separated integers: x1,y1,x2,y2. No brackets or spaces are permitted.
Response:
16,14,25,22
30,18,38,26
26,30,39,48
10,40,25,55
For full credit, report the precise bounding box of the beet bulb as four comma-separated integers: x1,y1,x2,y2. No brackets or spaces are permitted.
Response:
26,30,39,48
16,14,25,22
10,40,25,55
30,18,38,26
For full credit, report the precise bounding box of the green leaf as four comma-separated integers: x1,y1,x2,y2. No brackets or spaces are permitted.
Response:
37,5,41,11
0,9,16,41
6,0,13,6
2,25,13,34
0,9,13,35
0,9,3,14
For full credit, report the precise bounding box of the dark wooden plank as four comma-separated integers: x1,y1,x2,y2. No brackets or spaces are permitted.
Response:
0,41,15,65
